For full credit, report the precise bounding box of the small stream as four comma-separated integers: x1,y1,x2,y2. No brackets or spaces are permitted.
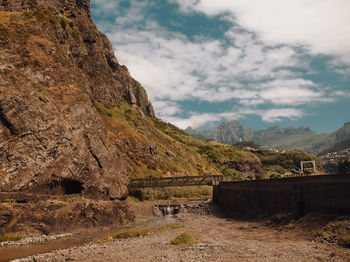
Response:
0,199,209,262
0,215,179,262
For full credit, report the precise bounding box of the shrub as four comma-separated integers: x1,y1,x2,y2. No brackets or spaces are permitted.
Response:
286,223,296,229
71,31,79,40
49,16,58,25
340,235,350,248
118,209,126,224
129,186,212,201
313,230,326,238
233,141,260,149
270,173,282,179
222,168,242,180
171,232,195,245
60,18,68,29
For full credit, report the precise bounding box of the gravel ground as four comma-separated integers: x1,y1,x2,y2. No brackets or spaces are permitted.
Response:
0,234,74,248
12,211,350,262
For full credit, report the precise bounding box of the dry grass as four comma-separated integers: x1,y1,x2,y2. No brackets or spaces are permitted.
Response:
110,224,183,240
170,232,195,246
0,232,24,242
0,11,24,24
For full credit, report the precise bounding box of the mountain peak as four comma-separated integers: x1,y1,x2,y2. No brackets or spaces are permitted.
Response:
185,119,349,154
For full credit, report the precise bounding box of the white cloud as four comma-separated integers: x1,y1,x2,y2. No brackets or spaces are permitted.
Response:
172,0,350,56
152,100,182,118
163,107,306,128
260,108,305,122
260,86,322,105
92,0,122,16
108,27,311,105
92,0,347,129
333,90,350,97
165,111,241,129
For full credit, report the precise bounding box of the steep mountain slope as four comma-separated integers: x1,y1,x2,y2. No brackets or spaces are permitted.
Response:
329,122,350,143
0,0,262,201
186,120,350,154
320,138,350,155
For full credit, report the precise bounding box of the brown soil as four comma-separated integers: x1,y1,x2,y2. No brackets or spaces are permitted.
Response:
6,202,350,262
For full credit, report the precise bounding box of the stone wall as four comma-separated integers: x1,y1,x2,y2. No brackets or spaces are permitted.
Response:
213,174,350,218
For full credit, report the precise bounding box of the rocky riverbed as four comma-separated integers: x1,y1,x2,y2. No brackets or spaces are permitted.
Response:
6,201,350,262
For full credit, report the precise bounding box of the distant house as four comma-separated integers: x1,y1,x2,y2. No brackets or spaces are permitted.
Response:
243,146,259,152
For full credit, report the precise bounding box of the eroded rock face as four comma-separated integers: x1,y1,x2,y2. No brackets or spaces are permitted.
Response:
0,192,134,234
0,0,154,199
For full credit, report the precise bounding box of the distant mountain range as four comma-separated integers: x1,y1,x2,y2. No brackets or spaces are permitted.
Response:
185,121,350,155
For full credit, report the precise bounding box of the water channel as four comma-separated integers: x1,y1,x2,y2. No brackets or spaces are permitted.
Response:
0,203,184,262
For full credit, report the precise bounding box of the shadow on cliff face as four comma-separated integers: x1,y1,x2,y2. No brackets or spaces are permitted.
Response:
48,178,83,195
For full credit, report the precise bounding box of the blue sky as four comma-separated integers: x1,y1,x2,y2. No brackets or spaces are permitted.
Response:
91,0,350,133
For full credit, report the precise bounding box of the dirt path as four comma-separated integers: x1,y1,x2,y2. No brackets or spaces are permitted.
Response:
12,212,350,262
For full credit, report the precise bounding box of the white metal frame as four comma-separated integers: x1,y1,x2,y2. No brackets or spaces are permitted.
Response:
300,160,316,171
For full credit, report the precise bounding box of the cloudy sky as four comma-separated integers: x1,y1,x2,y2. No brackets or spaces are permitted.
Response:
91,0,350,133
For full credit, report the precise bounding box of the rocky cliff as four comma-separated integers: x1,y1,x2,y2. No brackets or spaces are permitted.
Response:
0,0,263,201
0,0,154,200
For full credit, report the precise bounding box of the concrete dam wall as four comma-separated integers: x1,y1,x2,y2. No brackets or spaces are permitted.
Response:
213,174,350,218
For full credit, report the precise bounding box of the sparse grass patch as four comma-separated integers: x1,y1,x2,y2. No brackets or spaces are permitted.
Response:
0,232,24,242
111,224,182,239
113,228,151,239
313,230,326,238
94,101,143,123
118,209,126,224
171,232,195,246
286,221,296,229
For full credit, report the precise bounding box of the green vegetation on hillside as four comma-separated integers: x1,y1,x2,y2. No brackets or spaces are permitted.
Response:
320,138,350,155
95,99,319,182
94,100,260,179
130,186,212,201
255,150,317,170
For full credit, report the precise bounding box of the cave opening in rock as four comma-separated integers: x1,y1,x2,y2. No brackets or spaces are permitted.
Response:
60,179,83,194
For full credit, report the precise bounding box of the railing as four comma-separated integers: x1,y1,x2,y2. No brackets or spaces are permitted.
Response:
128,175,229,189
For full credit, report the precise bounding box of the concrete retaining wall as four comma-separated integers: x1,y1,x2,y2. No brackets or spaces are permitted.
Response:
213,174,350,218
